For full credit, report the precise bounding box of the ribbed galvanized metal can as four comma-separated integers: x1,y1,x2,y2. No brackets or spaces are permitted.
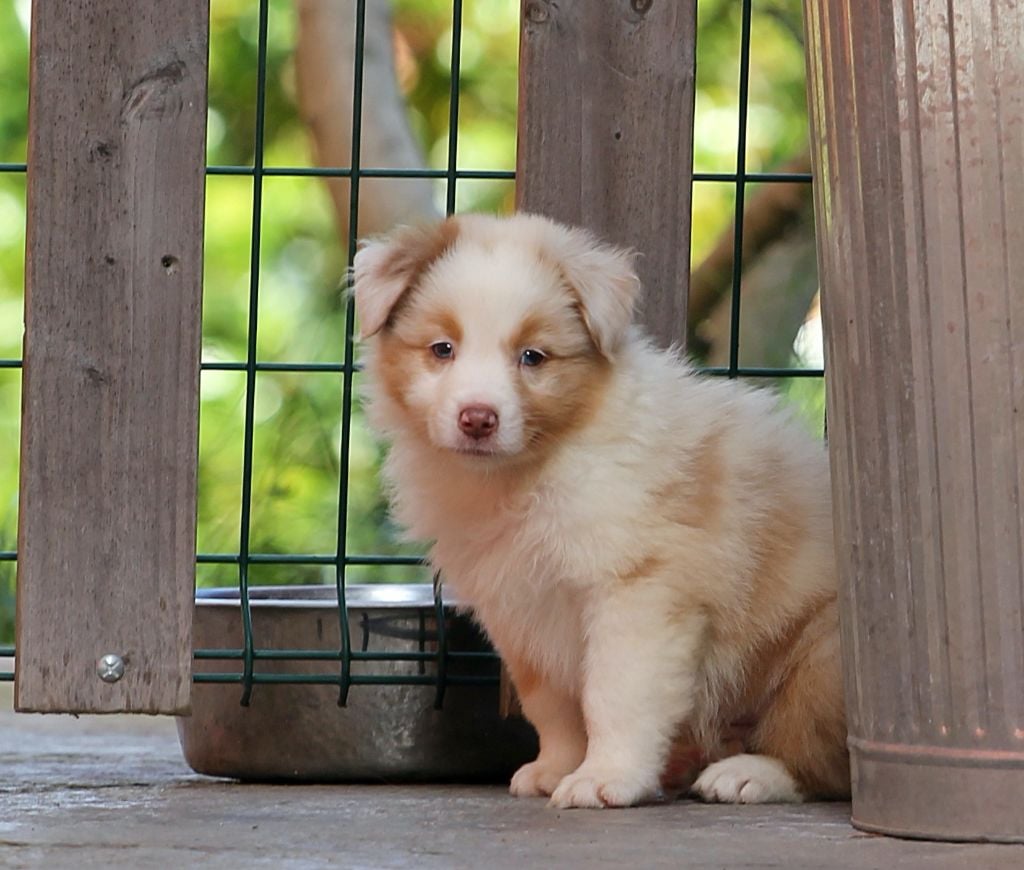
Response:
804,0,1024,842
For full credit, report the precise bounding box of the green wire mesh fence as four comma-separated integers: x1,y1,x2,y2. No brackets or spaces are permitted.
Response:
0,0,817,696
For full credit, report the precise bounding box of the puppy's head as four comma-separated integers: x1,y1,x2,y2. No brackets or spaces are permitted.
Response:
354,213,640,463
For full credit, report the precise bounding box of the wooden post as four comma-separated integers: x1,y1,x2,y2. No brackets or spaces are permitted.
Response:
502,0,698,716
516,0,698,348
805,0,1024,841
16,0,209,713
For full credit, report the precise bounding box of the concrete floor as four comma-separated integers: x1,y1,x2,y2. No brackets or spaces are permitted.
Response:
1,679,1021,869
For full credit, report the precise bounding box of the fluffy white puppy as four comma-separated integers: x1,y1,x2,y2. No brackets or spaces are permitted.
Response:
354,213,849,808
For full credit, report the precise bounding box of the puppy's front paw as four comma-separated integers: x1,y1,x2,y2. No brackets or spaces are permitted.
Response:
510,759,573,798
692,754,803,804
548,762,660,809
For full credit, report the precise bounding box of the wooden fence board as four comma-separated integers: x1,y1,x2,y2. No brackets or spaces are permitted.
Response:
16,0,209,713
503,0,698,712
516,0,698,348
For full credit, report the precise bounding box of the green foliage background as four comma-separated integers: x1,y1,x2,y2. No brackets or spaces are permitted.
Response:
0,0,817,644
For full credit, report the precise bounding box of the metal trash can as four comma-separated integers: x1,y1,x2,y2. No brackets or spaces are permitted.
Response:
804,0,1024,842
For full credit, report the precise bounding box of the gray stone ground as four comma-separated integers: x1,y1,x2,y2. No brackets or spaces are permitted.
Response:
1,678,1021,869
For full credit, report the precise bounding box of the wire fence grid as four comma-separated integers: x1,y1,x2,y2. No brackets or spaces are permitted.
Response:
0,0,817,695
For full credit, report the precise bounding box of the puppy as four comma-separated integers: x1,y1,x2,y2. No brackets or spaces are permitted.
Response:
354,213,850,808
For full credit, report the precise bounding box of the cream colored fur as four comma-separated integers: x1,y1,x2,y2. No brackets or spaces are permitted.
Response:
354,213,850,808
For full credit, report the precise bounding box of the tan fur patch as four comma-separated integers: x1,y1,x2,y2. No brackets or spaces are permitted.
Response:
522,356,610,451
745,597,850,798
618,554,664,586
654,431,724,530
748,487,805,606
433,310,463,345
377,218,462,330
737,590,833,713
374,331,423,424
712,477,815,715
513,294,611,454
504,654,541,700
508,313,547,356
375,304,463,424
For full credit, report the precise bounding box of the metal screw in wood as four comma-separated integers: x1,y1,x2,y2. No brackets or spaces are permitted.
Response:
97,654,125,683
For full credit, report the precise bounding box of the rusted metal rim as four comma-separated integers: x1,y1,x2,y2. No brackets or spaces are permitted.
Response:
849,736,1024,769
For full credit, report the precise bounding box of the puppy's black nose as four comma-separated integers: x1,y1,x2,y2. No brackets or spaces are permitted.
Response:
458,405,499,440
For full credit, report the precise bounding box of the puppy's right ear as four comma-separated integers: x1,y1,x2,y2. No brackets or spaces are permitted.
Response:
352,240,407,340
352,219,460,340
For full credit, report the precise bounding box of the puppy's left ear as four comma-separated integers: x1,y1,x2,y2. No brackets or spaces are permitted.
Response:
352,219,460,339
553,227,641,360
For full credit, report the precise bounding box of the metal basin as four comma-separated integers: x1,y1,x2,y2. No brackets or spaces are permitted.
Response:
177,584,537,782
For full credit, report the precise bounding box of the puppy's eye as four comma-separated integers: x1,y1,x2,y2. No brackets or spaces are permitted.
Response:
519,348,546,367
430,341,455,360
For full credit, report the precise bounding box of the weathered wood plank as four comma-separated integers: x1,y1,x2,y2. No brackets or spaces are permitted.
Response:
516,0,698,349
504,0,697,715
16,0,209,713
805,0,1024,841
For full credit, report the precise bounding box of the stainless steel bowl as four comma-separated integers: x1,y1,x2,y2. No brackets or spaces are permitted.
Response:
177,584,537,782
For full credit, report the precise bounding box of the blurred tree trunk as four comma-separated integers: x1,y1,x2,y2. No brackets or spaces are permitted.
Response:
294,0,437,243
689,153,818,368
699,212,819,369
293,1,818,366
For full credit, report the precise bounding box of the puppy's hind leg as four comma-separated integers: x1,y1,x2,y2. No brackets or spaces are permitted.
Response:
691,753,804,803
549,583,707,809
694,600,850,803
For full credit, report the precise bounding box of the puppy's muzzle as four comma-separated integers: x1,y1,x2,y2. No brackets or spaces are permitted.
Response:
458,405,499,440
